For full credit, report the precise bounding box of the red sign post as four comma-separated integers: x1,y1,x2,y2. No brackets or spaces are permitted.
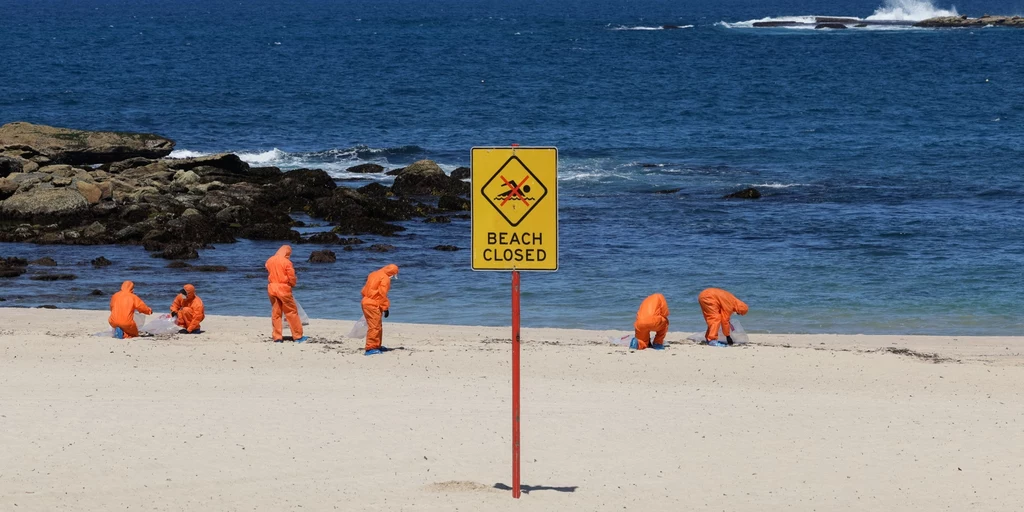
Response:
511,269,521,498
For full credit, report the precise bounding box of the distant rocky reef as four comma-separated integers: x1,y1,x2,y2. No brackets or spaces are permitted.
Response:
752,14,1024,29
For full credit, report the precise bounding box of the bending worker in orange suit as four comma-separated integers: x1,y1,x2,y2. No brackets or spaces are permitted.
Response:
361,264,399,356
108,280,152,339
699,288,749,347
632,293,670,350
170,284,205,334
266,245,306,343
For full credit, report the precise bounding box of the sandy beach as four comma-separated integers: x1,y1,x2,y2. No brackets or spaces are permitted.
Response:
1,307,1023,511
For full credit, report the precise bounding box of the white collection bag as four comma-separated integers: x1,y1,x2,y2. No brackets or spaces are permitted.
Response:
346,316,368,339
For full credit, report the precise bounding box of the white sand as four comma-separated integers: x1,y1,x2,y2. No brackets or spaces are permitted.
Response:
1,307,1023,511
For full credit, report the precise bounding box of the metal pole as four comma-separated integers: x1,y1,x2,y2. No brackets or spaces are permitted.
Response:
512,269,521,499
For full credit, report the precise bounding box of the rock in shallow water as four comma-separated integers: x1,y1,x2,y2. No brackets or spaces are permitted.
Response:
308,250,337,263
723,187,762,200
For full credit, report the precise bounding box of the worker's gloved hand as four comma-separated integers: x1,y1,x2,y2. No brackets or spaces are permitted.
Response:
383,309,390,319
726,335,734,346
171,312,177,318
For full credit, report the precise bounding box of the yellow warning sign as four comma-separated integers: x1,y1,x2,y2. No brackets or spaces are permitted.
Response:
472,147,557,271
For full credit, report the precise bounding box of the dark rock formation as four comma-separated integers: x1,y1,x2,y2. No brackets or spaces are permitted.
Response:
308,250,337,263
424,216,451,224
392,160,470,196
654,188,682,194
29,273,77,281
0,256,28,278
437,195,470,211
815,23,848,29
30,257,56,266
450,167,471,180
367,244,396,252
306,232,340,244
723,188,762,199
434,245,460,251
90,289,104,295
91,256,113,267
0,122,174,164
346,163,385,174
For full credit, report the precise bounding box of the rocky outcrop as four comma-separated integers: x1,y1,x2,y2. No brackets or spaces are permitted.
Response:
0,124,471,255
815,23,847,29
0,122,174,164
392,160,470,196
916,15,1024,28
434,245,460,251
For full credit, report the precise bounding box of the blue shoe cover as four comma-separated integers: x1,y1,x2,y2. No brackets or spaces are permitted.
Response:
651,343,665,350
294,336,308,343
628,337,639,350
365,349,382,356
113,327,124,339
708,340,727,347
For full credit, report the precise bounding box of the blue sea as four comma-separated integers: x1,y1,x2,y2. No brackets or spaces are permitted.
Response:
2,0,1023,335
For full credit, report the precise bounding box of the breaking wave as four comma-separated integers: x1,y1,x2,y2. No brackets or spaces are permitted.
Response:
866,0,957,21
610,24,693,31
718,0,957,29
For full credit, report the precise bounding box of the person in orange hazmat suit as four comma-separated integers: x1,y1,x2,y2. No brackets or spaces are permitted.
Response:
698,288,748,347
632,293,670,350
361,264,399,355
108,280,153,339
170,284,205,334
265,245,306,343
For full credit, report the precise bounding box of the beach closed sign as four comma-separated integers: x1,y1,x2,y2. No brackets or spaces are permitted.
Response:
471,147,558,271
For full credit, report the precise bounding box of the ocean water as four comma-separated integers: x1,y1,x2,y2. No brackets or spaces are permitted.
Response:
2,0,1023,335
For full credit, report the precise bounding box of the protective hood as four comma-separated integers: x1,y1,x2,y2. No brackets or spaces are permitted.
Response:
382,264,399,277
121,281,134,293
182,284,196,300
276,245,292,259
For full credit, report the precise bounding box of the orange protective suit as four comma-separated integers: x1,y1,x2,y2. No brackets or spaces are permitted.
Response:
360,264,399,351
266,245,302,341
634,293,670,350
108,280,153,339
698,288,749,341
171,284,205,333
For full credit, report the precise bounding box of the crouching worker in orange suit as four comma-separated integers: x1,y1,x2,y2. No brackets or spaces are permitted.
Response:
170,284,205,334
108,280,153,339
632,293,670,350
266,245,306,343
361,264,399,356
698,288,748,347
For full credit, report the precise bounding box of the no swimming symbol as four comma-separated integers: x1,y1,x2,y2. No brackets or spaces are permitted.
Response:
481,156,548,227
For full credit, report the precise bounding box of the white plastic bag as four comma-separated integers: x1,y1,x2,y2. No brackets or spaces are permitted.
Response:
283,299,311,326
143,314,181,335
347,316,368,339
687,317,749,344
134,312,147,329
609,334,633,346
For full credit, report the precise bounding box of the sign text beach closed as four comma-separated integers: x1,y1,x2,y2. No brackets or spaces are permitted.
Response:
472,147,558,271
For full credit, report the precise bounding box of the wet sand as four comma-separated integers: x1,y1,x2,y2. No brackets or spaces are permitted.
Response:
1,307,1023,511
